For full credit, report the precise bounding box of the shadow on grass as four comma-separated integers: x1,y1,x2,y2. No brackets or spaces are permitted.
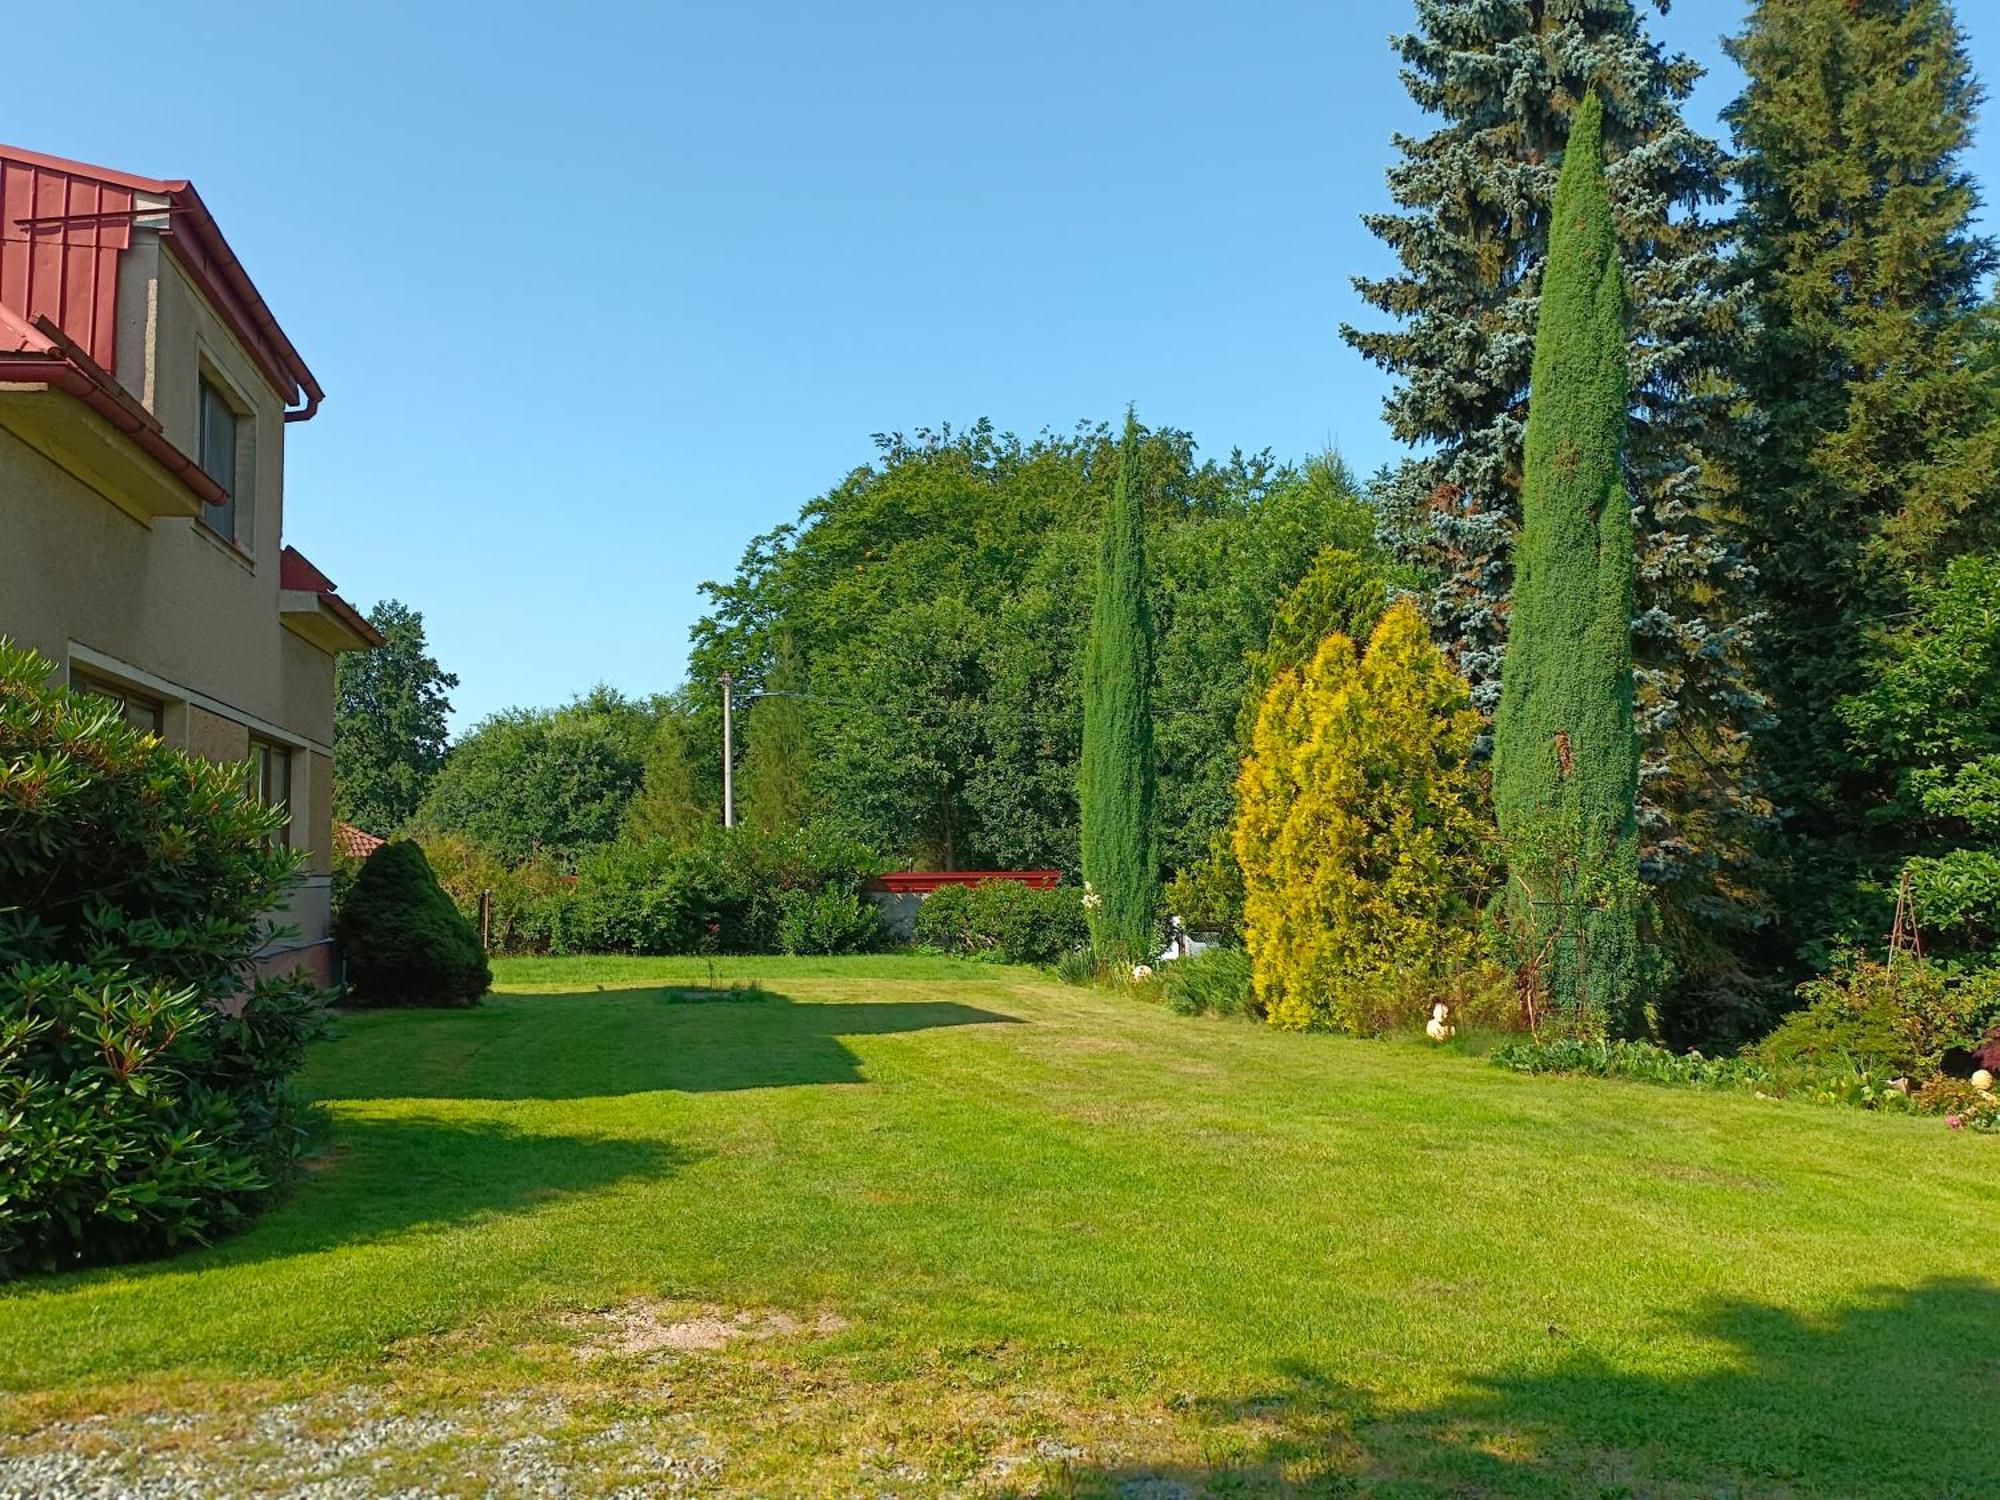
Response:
323,987,1022,1102
3,1115,691,1288
1025,1277,2000,1498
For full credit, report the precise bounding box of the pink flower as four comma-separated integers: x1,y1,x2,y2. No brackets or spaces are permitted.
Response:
1947,1114,1965,1130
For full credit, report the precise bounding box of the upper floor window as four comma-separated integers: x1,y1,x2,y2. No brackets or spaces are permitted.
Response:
198,376,239,544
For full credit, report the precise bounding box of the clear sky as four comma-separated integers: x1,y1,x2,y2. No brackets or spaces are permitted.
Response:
16,2,2000,728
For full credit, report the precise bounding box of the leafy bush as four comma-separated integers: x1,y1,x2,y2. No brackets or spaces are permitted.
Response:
1754,955,1994,1078
1161,948,1256,1018
1913,1076,2000,1132
1234,601,1493,1032
0,640,324,1272
774,887,883,956
420,832,571,955
1052,947,1099,987
337,841,491,1006
912,880,1088,966
1492,1037,1917,1112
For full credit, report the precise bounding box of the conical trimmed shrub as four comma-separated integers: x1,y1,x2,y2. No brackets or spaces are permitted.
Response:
337,840,491,1007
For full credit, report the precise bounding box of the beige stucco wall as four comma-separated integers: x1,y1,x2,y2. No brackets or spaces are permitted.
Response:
0,224,346,957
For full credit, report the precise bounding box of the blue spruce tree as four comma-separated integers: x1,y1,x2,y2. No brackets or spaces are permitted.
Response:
1343,0,1766,1036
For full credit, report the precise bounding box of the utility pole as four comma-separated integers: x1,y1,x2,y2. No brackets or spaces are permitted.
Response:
719,671,735,828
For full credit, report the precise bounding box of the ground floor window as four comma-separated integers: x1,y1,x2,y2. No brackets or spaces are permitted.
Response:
70,668,164,736
248,736,293,848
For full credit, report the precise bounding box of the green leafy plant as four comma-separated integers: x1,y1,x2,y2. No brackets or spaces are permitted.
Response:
912,881,1088,967
1755,955,1994,1079
336,841,492,1007
1160,948,1255,1019
773,887,883,957
0,640,325,1273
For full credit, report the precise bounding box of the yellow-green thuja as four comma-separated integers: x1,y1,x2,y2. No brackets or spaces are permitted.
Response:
1492,92,1642,1035
1080,414,1158,963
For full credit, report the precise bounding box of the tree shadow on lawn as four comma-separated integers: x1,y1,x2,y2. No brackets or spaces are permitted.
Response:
325,987,1022,1102
1034,1277,2000,1498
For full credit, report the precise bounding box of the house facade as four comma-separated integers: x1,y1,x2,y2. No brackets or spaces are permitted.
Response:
0,142,379,985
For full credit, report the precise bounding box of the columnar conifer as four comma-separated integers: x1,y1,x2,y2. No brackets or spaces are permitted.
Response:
1080,414,1158,962
1493,93,1642,1036
1344,1,1762,1024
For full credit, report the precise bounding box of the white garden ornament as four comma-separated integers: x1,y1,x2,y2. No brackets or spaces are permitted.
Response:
1425,1002,1455,1042
1973,1068,1995,1095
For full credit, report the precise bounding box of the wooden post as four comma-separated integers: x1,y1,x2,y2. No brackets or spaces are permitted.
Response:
479,888,493,952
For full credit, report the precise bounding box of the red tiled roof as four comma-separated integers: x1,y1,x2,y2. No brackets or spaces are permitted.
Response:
333,820,385,861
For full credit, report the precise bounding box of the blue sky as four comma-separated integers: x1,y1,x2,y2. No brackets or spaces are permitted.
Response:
17,2,2000,729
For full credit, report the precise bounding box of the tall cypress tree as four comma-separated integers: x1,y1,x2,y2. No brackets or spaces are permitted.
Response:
1726,0,2000,959
1344,0,1763,1026
1081,413,1158,962
1494,93,1642,1036
739,634,814,834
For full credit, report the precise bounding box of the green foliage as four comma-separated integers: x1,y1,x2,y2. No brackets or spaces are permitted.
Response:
1080,415,1158,962
688,421,1381,881
415,689,660,866
1755,956,1998,1080
772,887,883,957
1492,94,1642,1038
1346,0,1766,1008
624,711,711,847
738,635,814,835
911,881,1089,967
1235,601,1491,1033
1160,948,1255,1019
1491,1036,1918,1113
333,600,457,836
336,841,492,1007
1835,555,2000,954
0,640,324,1272
1728,0,2000,965
522,826,879,958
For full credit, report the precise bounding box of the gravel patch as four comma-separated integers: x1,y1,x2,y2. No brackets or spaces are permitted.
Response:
0,1388,723,1499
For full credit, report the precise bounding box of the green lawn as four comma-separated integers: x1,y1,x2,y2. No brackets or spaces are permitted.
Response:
2,958,1994,1496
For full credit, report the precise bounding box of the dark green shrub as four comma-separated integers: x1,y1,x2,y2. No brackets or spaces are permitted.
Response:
0,640,324,1273
913,880,1088,966
1161,948,1255,1018
337,841,491,1006
774,887,883,956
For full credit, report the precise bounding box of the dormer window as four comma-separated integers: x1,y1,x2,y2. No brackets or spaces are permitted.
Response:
198,375,239,543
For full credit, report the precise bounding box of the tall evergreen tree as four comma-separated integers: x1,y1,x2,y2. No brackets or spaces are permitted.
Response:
1726,0,2000,960
739,634,814,834
1080,414,1158,962
1494,93,1642,1036
334,600,457,836
1344,0,1763,1022
626,712,710,846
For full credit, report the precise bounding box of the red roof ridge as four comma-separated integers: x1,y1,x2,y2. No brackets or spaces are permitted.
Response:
281,545,385,649
0,141,323,421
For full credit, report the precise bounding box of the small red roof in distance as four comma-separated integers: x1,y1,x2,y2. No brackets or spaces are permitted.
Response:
869,870,1063,894
333,821,385,861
